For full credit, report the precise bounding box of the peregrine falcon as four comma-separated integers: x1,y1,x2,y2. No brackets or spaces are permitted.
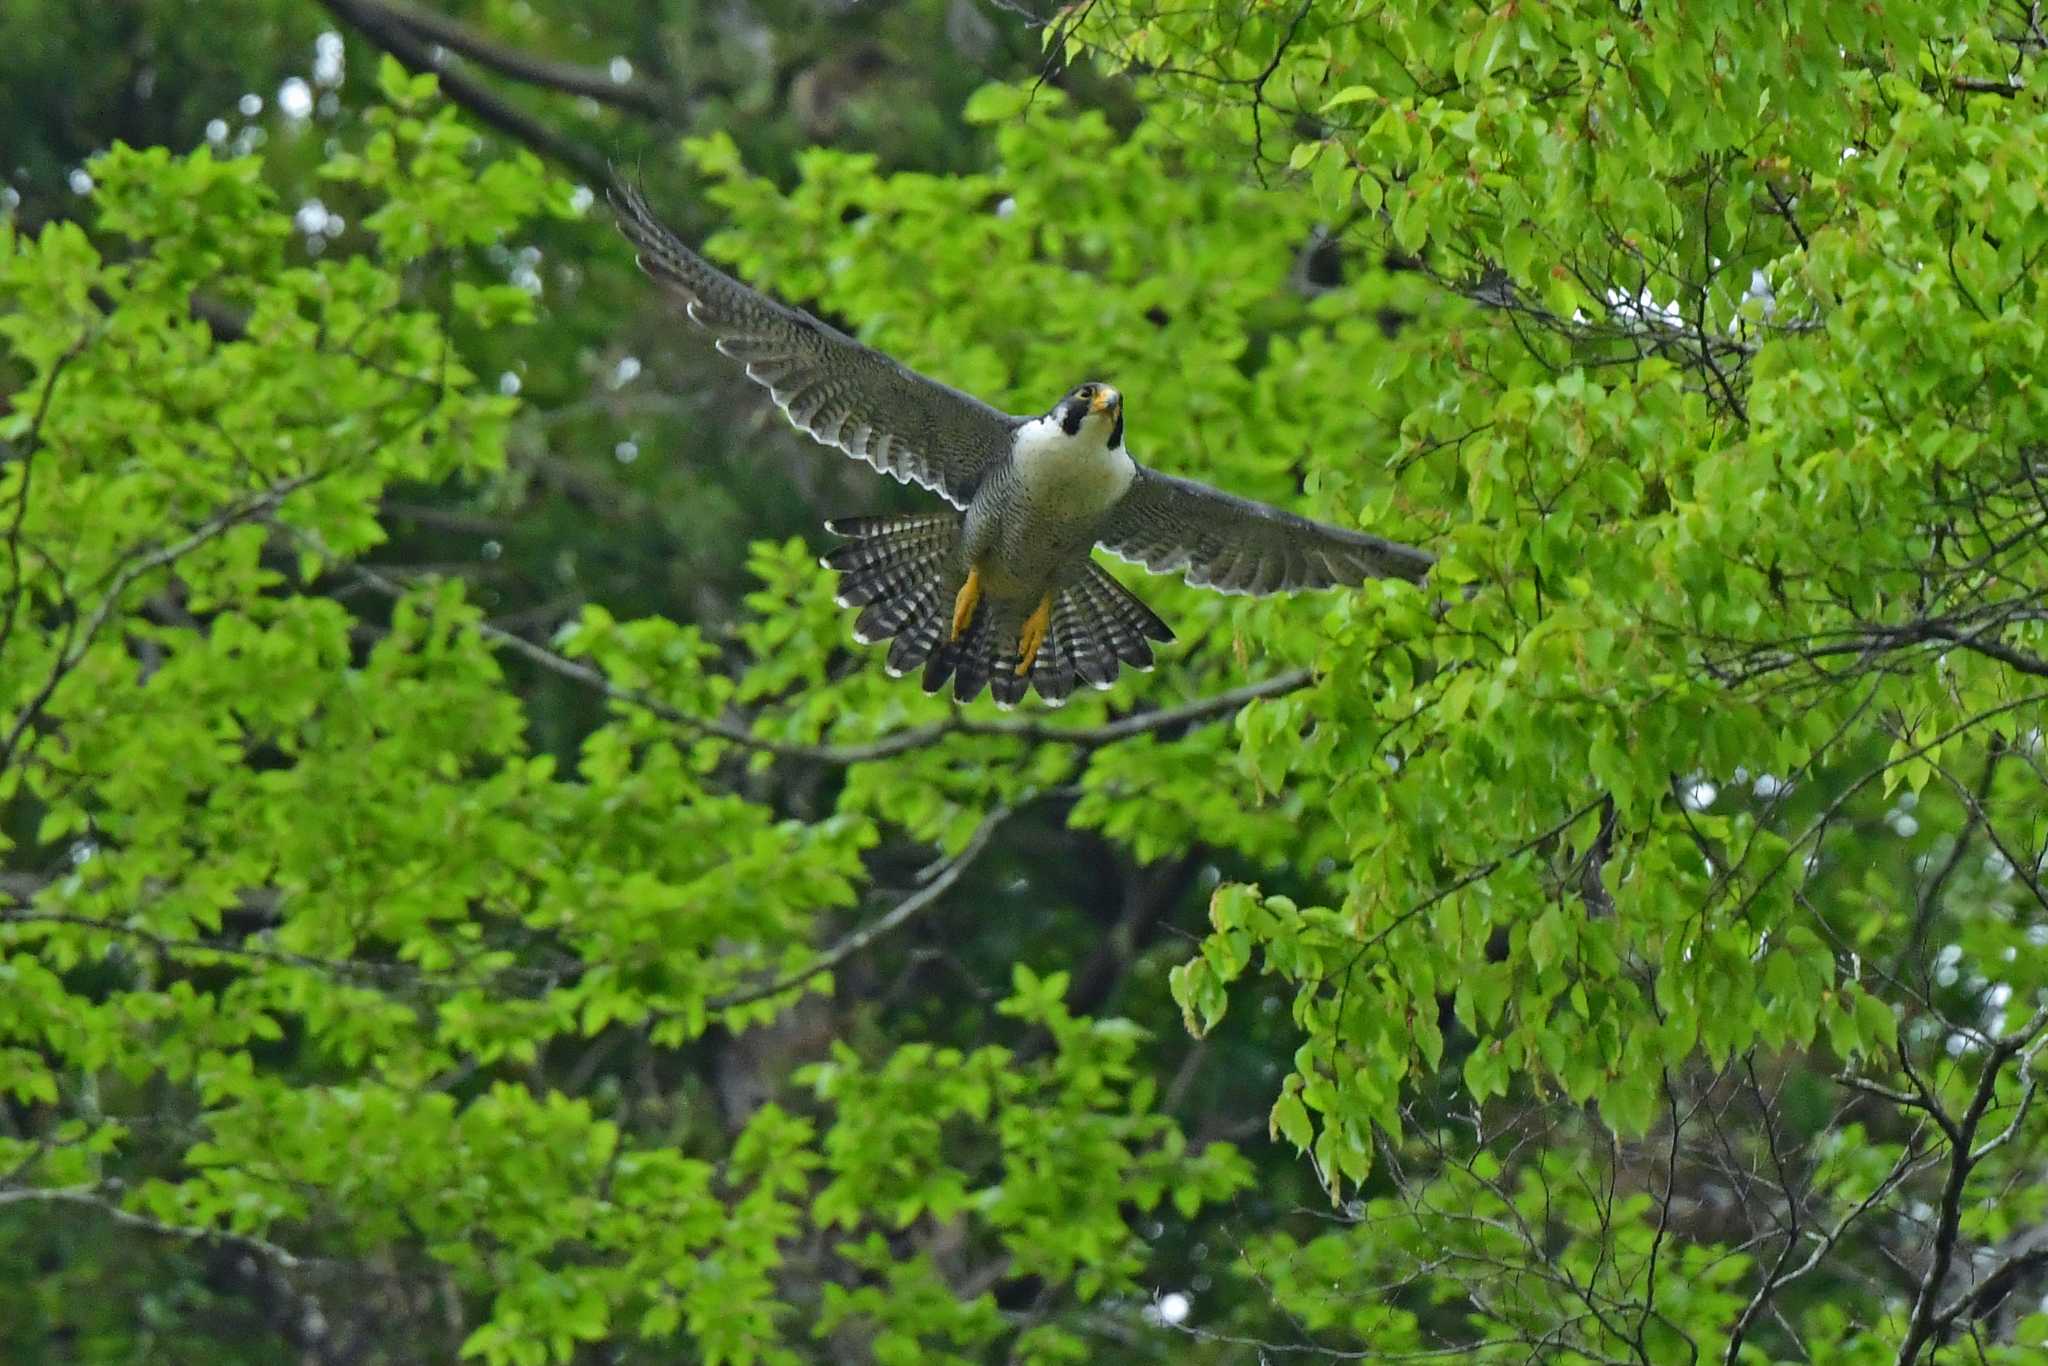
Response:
611,185,1433,708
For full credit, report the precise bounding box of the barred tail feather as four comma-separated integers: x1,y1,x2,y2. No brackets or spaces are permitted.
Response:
821,515,960,672
1033,606,1081,707
1057,577,1121,691
921,601,1030,709
1047,563,1176,694
1080,562,1174,669
825,522,1176,707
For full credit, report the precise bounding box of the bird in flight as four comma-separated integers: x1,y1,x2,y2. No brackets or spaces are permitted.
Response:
611,184,1432,707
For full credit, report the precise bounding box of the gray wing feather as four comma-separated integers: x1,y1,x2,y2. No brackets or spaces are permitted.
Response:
1097,466,1433,594
611,184,1017,509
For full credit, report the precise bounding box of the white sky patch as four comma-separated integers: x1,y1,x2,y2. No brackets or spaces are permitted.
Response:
1681,780,1717,810
610,355,643,389
614,440,640,465
569,184,595,214
238,92,263,117
1143,1291,1191,1326
499,371,522,396
206,117,229,143
278,77,314,119
68,168,94,196
294,198,333,236
609,56,634,83
1607,284,1683,330
314,32,346,87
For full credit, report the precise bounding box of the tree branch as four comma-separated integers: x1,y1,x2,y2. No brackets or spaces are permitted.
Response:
1725,1138,1940,1364
707,802,1014,1010
374,0,674,118
323,549,1313,763
0,1182,315,1271
315,0,618,187
0,335,90,667
1895,1008,2048,1364
0,475,318,773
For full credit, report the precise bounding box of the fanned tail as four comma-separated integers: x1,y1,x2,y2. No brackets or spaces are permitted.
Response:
922,601,1029,709
823,524,1175,708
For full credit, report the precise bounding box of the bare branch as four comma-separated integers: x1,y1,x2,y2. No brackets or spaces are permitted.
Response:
1895,1008,2048,1364
0,1182,315,1271
1725,1128,1941,1365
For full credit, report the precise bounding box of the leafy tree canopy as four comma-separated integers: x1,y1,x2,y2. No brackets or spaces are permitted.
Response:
3,1,2047,1362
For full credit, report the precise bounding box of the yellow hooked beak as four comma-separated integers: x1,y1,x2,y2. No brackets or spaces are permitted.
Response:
1089,386,1121,415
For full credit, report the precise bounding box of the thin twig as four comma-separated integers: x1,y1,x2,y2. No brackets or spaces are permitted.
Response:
0,336,90,666
0,476,317,772
708,802,1014,1010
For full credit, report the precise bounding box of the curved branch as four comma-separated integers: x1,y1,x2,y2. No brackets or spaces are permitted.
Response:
315,0,618,188
0,1183,314,1270
709,802,1014,1010
0,475,318,772
325,550,1313,763
375,0,674,119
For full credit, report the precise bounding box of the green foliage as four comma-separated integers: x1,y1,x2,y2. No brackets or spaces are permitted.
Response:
5,2,2048,1362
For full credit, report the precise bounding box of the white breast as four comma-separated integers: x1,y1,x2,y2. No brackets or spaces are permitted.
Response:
1010,414,1137,519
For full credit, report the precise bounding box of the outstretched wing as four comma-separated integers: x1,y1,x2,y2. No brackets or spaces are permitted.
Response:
611,183,1017,509
1097,466,1433,595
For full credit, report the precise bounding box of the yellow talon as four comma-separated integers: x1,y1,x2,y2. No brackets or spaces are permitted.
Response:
1015,593,1052,675
951,565,982,642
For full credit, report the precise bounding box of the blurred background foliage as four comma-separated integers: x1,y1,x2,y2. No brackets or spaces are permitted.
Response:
3,0,2047,1362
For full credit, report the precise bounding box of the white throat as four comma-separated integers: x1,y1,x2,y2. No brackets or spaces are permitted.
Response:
1011,413,1137,517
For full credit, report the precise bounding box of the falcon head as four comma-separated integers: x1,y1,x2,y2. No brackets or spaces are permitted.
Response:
1056,382,1124,448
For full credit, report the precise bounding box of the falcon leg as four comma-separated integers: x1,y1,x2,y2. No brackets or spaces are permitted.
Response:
950,565,983,641
1015,591,1053,675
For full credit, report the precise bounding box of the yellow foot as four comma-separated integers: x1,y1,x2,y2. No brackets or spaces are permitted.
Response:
950,565,982,642
1015,592,1053,675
